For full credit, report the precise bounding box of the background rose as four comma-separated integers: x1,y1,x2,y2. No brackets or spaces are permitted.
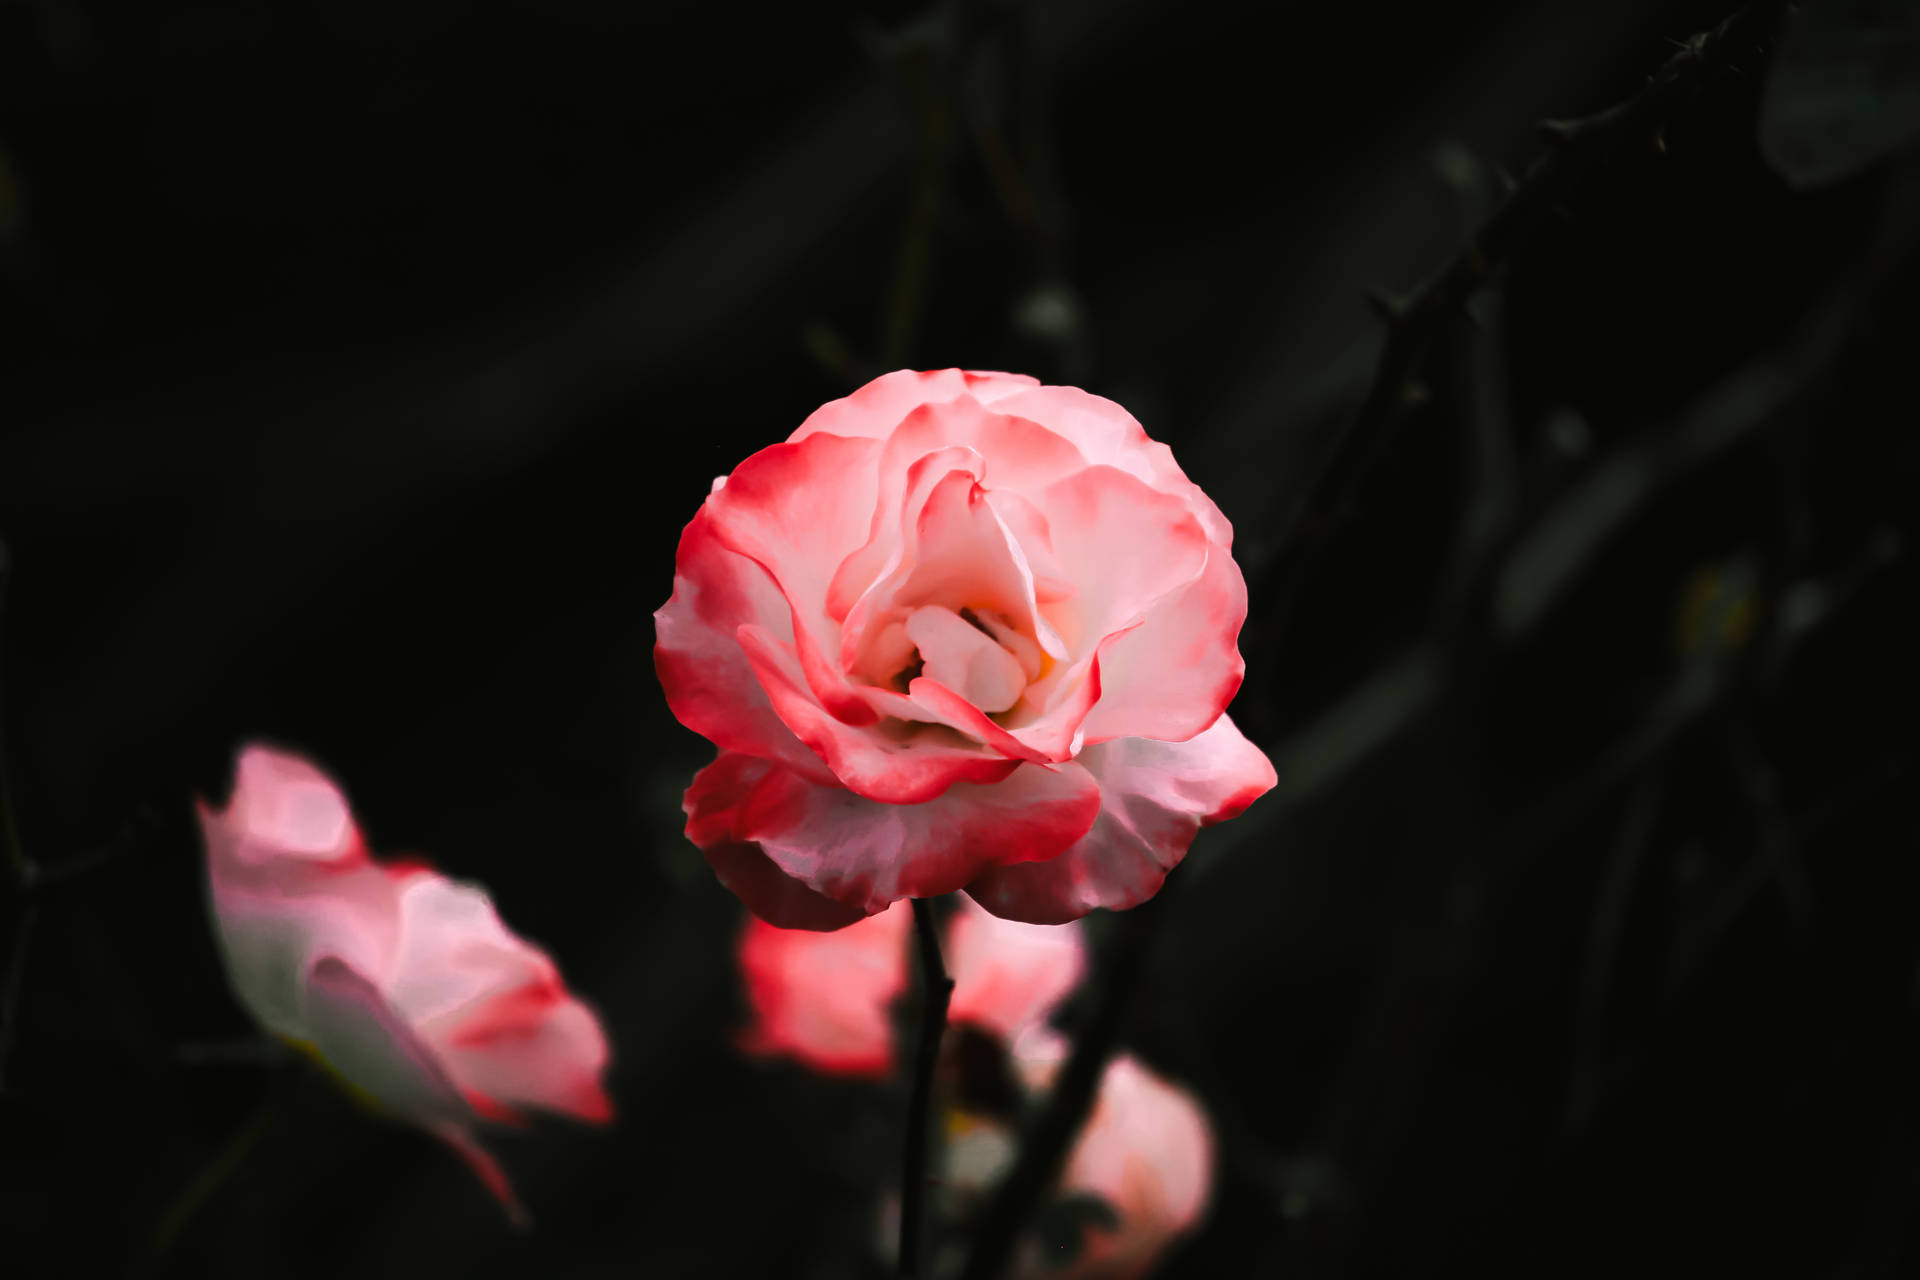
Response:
735,895,1085,1078
658,368,1277,927
880,1030,1215,1280
1003,1039,1215,1280
198,745,614,1222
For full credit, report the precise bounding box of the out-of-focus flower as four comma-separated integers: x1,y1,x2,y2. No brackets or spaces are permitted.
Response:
657,368,1276,928
735,896,1085,1077
883,1039,1215,1280
197,744,613,1223
1009,1039,1216,1280
736,899,912,1077
945,895,1087,1042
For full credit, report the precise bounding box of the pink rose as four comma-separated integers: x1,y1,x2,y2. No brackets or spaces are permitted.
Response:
894,1039,1215,1280
736,898,911,1078
657,369,1277,926
736,895,1086,1077
1011,1041,1215,1280
197,744,613,1222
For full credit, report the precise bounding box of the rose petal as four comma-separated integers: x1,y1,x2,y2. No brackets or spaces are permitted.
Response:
204,864,404,1036
220,746,365,865
906,606,1028,714
1034,465,1209,656
301,954,471,1123
984,490,1075,603
827,396,1089,621
736,901,912,1077
431,1122,530,1228
199,748,403,1032
964,715,1276,923
684,752,870,930
737,622,1020,804
1076,540,1249,746
944,896,1085,1043
975,466,1208,762
789,369,1042,444
983,383,1234,548
654,511,842,784
701,431,885,724
740,759,1103,916
1054,1055,1215,1279
385,877,613,1124
842,449,1067,685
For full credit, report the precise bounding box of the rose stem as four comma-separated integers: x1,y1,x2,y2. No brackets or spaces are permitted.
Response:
900,896,954,1277
958,882,1169,1280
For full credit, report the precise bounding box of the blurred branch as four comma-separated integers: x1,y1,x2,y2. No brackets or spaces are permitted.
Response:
901,897,954,1277
1262,1,1787,630
0,903,34,1094
957,885,1169,1280
130,1078,282,1280
1565,769,1666,1134
1,536,24,886
0,536,29,1093
0,535,155,1094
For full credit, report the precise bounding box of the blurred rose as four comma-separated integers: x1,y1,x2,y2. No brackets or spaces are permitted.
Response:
657,368,1275,928
736,896,1084,1077
1011,1039,1215,1280
883,1039,1215,1280
197,744,613,1222
736,899,911,1077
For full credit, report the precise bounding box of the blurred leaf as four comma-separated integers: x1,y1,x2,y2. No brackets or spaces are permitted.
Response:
1760,0,1920,187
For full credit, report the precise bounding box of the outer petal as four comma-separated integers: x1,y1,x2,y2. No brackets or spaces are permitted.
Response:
984,383,1234,548
386,876,614,1124
1076,540,1249,746
735,901,912,1077
214,745,368,868
964,715,1276,924
944,896,1085,1044
741,759,1103,916
789,369,1041,443
204,863,404,1038
653,510,841,784
1050,1055,1215,1280
299,956,525,1222
701,430,886,726
684,752,869,930
300,955,472,1125
198,746,402,1033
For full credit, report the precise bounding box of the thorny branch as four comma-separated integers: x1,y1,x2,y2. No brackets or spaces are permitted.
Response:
1261,1,1789,630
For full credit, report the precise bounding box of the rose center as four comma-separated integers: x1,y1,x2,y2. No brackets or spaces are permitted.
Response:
881,604,1039,714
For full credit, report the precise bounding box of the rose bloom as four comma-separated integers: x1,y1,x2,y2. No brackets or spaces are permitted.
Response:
736,895,1085,1077
197,744,613,1222
898,1035,1214,1280
1004,1037,1215,1280
657,369,1277,928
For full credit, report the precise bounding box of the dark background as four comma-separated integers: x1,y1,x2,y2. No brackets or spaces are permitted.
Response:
2,0,1917,1276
